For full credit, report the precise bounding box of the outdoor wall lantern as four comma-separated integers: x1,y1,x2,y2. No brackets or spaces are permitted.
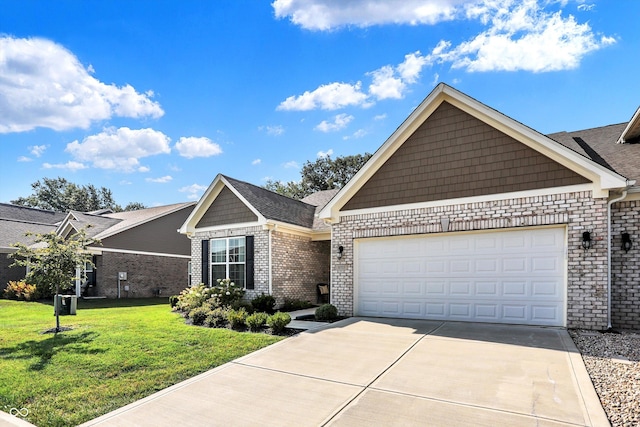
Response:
622,233,632,252
337,245,344,259
582,231,592,250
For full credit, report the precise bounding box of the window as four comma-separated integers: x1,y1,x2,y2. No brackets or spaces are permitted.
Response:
210,237,246,288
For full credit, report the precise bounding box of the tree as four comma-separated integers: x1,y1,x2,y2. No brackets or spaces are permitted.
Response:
264,153,373,199
11,177,146,212
10,229,99,333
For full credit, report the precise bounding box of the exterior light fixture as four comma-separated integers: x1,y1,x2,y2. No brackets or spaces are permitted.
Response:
622,233,632,252
337,245,344,259
582,231,592,250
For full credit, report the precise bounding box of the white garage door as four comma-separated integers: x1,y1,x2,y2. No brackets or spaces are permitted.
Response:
356,227,566,326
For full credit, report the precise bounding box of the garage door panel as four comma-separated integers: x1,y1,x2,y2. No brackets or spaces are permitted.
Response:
356,228,566,326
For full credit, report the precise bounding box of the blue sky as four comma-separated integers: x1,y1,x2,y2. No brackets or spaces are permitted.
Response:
1,0,638,207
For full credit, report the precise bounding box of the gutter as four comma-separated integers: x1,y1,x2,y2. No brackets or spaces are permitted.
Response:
606,187,630,330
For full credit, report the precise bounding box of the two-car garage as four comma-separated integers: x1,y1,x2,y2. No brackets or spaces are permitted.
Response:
355,227,567,326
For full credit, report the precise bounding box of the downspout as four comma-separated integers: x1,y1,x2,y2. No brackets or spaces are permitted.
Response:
606,189,628,330
268,225,274,295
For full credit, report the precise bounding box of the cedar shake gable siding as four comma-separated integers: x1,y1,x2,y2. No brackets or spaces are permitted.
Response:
342,102,590,211
196,187,258,228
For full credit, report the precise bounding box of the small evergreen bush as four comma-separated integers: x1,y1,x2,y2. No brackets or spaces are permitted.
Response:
267,312,291,334
226,307,248,330
251,293,276,314
168,295,179,308
189,306,211,326
315,304,338,321
246,312,269,332
206,307,229,328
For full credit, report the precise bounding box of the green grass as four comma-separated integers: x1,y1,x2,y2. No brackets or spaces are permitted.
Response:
0,298,283,427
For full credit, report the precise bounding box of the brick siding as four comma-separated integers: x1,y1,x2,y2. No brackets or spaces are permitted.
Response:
94,252,189,298
191,226,330,307
611,200,640,329
332,191,610,329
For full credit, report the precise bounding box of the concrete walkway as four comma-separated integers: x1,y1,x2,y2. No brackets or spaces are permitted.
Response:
80,318,608,427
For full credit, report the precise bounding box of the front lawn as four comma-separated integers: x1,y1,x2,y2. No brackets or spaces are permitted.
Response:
0,298,283,427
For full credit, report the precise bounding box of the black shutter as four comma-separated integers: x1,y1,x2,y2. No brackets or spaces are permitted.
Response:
245,235,254,290
201,239,209,286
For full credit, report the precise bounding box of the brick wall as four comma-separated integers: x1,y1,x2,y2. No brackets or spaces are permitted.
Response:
271,231,330,305
94,252,189,298
331,191,609,329
0,252,26,291
191,226,330,306
611,200,640,329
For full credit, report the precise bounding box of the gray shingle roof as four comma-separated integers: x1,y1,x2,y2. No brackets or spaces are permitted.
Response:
64,211,122,238
95,202,194,239
547,123,640,183
223,176,319,229
0,219,57,250
0,203,66,225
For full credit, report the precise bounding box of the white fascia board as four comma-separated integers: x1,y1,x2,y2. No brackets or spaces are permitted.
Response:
265,220,314,239
617,105,640,144
192,221,264,235
96,246,190,259
336,183,598,219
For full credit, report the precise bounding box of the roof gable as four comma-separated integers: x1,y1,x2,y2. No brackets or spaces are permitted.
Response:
342,101,589,211
196,186,258,228
320,83,630,220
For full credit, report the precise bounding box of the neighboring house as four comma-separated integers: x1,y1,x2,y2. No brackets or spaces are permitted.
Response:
179,175,337,304
183,83,639,330
56,203,195,298
0,203,66,288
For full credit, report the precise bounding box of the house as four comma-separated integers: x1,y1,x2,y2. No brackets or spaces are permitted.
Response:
54,202,195,298
0,203,66,287
182,83,639,330
179,175,336,304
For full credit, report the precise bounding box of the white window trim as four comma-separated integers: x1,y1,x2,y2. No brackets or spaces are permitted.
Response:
210,237,246,288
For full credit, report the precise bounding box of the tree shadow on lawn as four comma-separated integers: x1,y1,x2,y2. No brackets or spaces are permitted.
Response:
0,331,106,371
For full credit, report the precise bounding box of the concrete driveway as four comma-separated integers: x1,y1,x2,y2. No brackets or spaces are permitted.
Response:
80,318,608,427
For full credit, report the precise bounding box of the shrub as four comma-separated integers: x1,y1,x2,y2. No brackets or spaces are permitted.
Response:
176,284,213,313
251,293,276,314
230,300,254,314
206,307,229,328
3,280,39,301
208,278,245,309
315,304,338,321
281,298,314,312
189,306,211,326
227,307,248,330
168,295,179,308
267,312,291,334
246,312,269,332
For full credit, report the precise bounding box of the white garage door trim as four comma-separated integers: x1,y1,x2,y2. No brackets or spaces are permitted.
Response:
354,226,567,327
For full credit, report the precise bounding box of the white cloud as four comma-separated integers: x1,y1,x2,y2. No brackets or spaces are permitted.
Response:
252,159,262,165
343,129,367,140
29,145,47,157
272,0,460,30
17,156,32,162
146,175,173,183
65,127,171,172
138,166,151,173
436,0,616,72
175,136,222,159
373,113,387,121
260,125,285,136
277,82,369,111
315,113,354,132
119,180,132,185
42,161,87,171
0,36,163,134
179,183,208,200
577,4,595,12
317,149,334,158
284,161,300,169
